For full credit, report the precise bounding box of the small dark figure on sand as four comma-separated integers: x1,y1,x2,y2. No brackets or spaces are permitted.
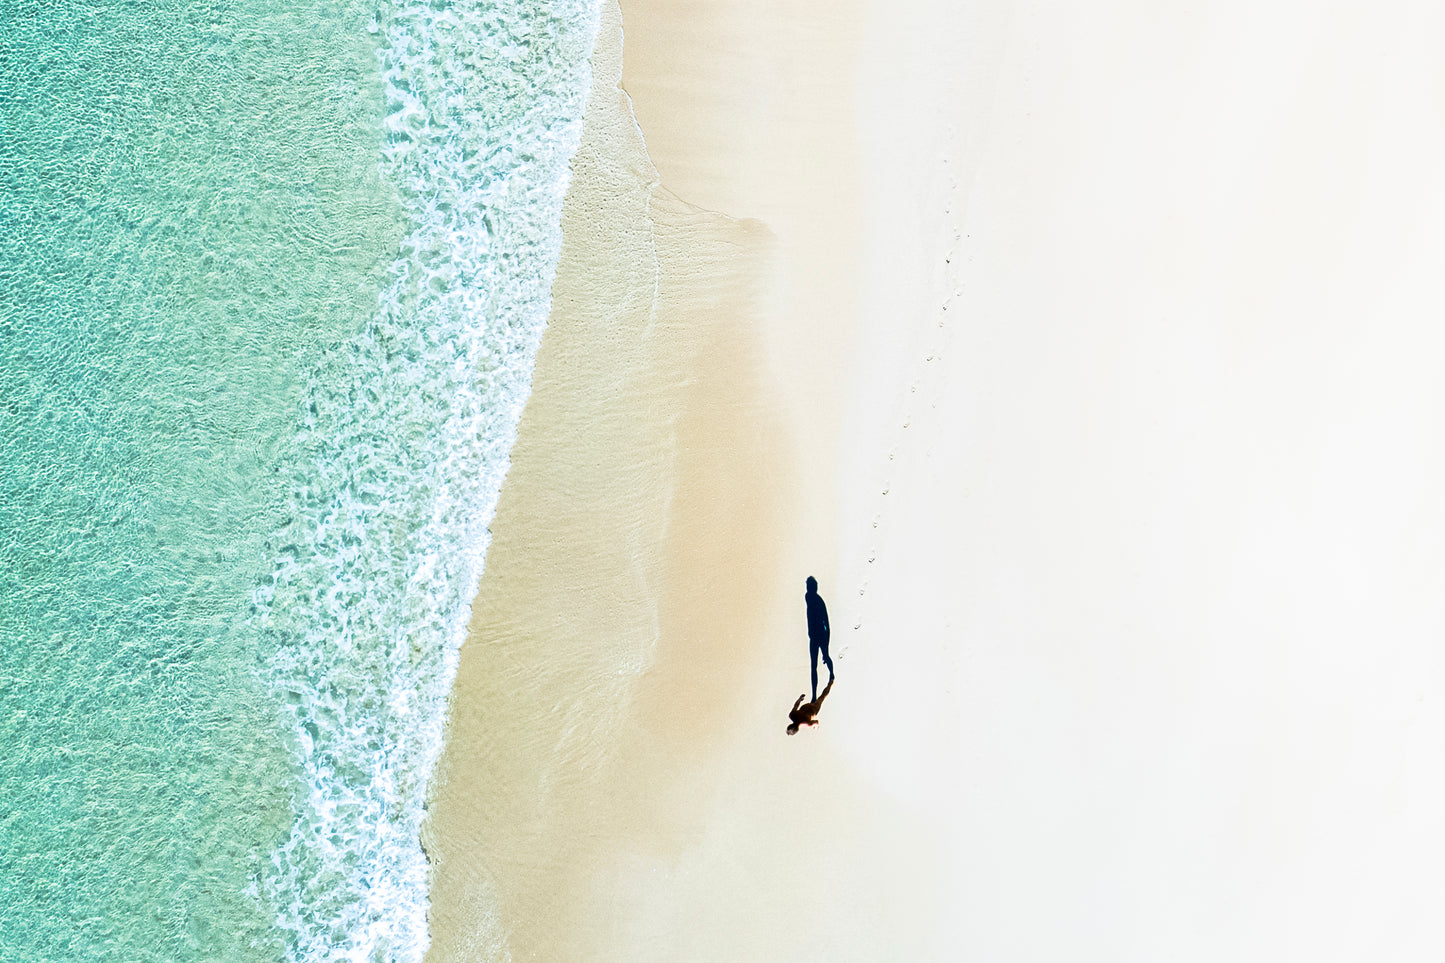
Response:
787,677,833,735
804,575,834,702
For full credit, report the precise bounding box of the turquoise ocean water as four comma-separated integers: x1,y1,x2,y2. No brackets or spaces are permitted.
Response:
0,0,599,958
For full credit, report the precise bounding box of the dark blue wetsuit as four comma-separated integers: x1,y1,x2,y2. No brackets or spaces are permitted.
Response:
805,584,834,702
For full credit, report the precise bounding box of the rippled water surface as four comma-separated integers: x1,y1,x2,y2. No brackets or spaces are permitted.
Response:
0,0,598,958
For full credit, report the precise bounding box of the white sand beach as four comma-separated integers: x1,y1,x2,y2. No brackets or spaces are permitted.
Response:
426,0,1445,958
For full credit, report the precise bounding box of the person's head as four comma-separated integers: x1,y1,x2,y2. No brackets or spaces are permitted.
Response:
805,575,817,593
786,721,800,735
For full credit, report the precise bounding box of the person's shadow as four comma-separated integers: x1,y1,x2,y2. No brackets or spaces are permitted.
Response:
786,676,833,735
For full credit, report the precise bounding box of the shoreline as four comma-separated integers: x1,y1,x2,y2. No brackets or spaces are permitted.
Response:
421,2,822,956
420,0,944,956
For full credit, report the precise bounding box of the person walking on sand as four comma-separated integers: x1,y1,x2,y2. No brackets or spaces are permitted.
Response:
804,575,834,702
787,676,833,735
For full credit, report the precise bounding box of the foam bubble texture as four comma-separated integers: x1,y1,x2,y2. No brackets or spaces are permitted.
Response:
249,0,601,958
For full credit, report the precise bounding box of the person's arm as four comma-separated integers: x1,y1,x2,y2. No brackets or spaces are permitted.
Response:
792,694,806,712
820,599,830,638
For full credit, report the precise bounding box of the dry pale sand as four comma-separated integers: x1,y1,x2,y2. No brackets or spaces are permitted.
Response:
833,0,1445,958
427,0,1445,958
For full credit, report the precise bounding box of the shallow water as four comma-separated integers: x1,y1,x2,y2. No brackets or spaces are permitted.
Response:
0,0,598,958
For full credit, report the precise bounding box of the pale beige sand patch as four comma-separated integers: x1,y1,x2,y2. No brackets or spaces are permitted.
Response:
422,3,935,959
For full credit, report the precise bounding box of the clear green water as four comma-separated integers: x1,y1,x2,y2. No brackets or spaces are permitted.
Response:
0,0,405,957
0,0,600,951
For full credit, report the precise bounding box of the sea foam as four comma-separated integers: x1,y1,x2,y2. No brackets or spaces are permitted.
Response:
249,0,601,958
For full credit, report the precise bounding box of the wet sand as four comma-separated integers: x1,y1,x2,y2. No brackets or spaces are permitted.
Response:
421,2,930,958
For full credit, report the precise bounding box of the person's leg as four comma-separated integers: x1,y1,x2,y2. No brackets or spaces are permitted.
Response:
810,638,820,702
821,636,835,682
